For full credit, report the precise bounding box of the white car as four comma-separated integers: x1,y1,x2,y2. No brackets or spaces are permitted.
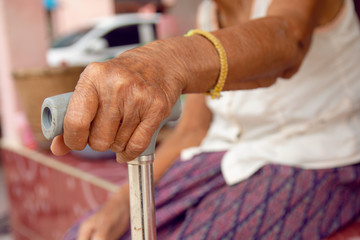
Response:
47,13,160,66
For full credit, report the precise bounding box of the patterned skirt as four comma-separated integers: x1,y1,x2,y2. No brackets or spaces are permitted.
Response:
65,152,360,240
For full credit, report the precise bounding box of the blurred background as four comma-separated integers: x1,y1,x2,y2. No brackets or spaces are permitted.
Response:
0,0,201,239
1,1,360,240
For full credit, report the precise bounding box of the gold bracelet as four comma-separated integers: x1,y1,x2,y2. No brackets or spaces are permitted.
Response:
185,29,228,99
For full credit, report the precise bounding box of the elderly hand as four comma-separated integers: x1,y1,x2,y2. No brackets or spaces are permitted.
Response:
51,42,186,161
51,0,319,160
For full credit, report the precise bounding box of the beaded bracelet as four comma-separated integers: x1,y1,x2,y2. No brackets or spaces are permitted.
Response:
185,29,228,99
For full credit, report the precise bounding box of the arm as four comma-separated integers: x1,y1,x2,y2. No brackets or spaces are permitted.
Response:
77,94,211,240
52,0,341,161
157,0,330,93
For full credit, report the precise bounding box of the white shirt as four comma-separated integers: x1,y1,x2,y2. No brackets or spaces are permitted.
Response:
182,0,360,185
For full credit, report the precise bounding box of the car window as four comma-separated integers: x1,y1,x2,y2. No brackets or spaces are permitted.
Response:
51,27,92,48
102,25,140,47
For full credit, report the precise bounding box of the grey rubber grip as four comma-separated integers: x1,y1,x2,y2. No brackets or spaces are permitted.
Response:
41,92,182,156
41,92,73,141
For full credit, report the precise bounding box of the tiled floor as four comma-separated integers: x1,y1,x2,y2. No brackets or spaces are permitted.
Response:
0,163,13,240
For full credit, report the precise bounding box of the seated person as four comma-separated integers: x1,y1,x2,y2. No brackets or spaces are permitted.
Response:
52,0,360,239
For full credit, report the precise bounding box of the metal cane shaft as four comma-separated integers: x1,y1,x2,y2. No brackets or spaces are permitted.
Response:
127,155,156,240
41,92,181,240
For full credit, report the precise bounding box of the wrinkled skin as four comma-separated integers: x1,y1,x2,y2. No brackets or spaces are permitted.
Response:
50,0,344,239
52,45,185,161
75,94,212,240
51,0,344,161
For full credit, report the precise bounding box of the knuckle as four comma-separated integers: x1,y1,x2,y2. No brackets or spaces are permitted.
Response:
112,75,125,90
64,137,86,151
149,98,169,120
65,118,88,133
126,142,146,158
63,134,87,151
88,130,115,152
84,62,105,76
88,139,110,152
110,142,124,153
78,62,107,87
72,145,87,151
78,64,98,84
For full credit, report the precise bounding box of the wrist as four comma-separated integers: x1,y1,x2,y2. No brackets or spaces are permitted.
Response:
145,39,189,95
136,36,219,95
185,30,228,99
176,34,220,94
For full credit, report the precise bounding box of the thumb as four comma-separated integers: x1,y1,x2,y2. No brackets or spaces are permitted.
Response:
50,135,71,156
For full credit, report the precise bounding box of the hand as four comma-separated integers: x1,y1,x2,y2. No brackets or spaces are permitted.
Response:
77,187,130,240
51,42,186,161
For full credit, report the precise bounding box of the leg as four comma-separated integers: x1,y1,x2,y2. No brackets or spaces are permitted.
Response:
166,164,360,240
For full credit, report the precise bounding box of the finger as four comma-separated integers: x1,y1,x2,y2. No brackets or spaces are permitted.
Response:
110,104,140,154
116,117,160,162
88,103,122,152
77,221,95,240
64,83,99,151
50,135,71,156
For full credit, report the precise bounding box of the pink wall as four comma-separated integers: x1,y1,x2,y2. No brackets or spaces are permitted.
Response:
2,0,115,71
0,0,20,142
3,0,48,70
1,0,49,143
0,0,115,142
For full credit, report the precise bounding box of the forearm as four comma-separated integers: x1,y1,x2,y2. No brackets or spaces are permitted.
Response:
214,16,312,90
132,1,320,94
156,21,307,93
56,1,329,162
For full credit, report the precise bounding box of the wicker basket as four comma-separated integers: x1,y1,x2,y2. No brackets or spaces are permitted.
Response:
13,66,85,149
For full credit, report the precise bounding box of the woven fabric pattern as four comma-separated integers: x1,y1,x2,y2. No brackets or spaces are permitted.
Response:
65,152,360,240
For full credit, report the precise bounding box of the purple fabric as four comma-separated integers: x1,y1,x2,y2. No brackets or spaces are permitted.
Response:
64,152,360,240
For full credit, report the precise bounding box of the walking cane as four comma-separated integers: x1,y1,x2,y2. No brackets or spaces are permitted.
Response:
41,92,181,240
